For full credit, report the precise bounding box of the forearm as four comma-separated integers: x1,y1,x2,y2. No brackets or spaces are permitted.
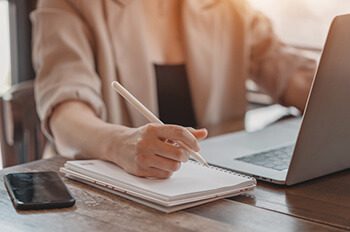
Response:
49,100,206,178
50,100,125,160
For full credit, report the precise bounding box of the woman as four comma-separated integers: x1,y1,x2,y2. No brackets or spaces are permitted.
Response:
31,0,315,178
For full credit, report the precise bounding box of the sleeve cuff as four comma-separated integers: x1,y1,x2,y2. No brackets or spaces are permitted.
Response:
36,82,107,147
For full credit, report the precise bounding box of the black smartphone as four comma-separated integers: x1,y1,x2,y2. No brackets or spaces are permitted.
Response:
4,171,75,210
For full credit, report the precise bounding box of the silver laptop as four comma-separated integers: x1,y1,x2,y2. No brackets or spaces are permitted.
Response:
200,14,350,185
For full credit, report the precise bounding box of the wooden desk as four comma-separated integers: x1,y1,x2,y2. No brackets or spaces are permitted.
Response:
0,157,349,232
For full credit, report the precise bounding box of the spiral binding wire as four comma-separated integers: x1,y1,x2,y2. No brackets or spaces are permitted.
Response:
189,160,256,182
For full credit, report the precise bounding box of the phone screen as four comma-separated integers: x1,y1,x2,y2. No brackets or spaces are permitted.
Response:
4,171,75,210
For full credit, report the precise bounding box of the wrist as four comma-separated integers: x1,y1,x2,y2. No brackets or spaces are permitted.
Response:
98,124,137,164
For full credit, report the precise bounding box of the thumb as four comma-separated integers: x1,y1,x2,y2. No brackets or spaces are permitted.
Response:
187,128,208,141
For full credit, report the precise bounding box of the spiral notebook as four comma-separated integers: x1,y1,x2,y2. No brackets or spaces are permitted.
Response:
60,160,256,213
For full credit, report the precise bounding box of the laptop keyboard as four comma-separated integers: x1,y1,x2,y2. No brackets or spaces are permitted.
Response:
235,145,294,171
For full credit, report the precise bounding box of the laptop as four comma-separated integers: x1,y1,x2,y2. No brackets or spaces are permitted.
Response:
200,14,350,185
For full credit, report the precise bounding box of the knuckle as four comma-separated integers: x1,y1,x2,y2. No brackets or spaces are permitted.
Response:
174,127,195,144
135,153,148,164
172,148,183,158
174,127,186,137
172,148,188,162
168,161,181,172
135,137,150,154
144,123,159,135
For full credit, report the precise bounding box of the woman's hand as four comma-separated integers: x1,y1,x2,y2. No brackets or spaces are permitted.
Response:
104,124,208,179
50,101,207,179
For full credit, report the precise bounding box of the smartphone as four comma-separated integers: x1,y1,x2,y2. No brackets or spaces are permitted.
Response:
4,171,75,210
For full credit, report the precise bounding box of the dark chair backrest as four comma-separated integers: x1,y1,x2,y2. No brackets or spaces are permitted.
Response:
0,80,45,167
9,0,37,83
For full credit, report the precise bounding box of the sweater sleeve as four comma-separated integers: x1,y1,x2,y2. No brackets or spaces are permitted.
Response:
31,0,107,142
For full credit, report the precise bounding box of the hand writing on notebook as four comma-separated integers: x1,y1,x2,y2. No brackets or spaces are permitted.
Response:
51,101,207,180
106,124,207,179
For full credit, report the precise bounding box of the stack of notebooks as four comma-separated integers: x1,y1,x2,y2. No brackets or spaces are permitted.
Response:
60,160,256,213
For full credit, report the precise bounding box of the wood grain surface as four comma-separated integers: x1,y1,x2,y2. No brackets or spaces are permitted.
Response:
234,170,350,230
0,157,348,232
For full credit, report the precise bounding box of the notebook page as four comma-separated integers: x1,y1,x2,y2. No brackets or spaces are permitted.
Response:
65,160,253,200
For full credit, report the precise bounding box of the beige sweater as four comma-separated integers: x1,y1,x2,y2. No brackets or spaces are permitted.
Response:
31,0,313,143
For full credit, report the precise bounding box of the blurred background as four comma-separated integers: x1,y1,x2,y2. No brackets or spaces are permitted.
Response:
0,0,350,168
0,1,11,95
2,0,350,95
249,0,350,49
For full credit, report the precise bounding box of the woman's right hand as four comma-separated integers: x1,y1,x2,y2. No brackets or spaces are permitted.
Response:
103,123,207,179
50,101,207,179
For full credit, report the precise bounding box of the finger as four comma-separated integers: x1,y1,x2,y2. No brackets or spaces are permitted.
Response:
132,165,173,179
187,128,208,141
146,167,173,179
152,140,190,162
156,125,200,151
136,153,181,172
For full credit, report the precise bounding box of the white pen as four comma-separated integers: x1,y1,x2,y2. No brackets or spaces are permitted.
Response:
111,81,209,167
